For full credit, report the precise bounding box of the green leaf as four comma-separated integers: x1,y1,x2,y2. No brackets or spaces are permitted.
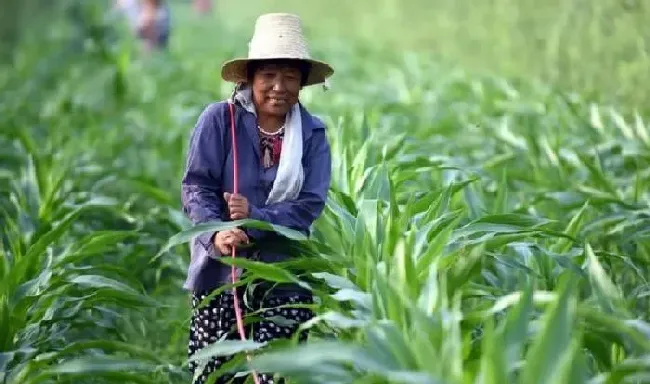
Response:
67,275,158,306
26,356,157,384
312,272,358,290
216,257,311,290
153,219,307,262
188,340,265,362
585,243,628,315
502,283,534,373
24,207,86,261
521,274,577,384
550,201,589,254
476,318,507,384
493,169,509,214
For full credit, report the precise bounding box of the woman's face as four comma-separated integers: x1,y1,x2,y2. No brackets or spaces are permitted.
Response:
251,61,303,118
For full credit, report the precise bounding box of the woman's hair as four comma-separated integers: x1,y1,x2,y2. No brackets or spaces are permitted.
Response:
247,59,312,87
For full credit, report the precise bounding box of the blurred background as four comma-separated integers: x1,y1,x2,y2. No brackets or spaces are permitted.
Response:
2,0,649,107
1,1,649,383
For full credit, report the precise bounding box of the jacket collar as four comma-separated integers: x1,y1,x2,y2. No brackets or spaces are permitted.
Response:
234,100,323,159
297,102,325,141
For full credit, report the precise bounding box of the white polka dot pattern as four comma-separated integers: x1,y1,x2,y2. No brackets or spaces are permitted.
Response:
188,290,313,384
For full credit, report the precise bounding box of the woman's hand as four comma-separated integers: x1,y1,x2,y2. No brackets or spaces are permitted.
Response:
213,229,249,255
224,192,249,220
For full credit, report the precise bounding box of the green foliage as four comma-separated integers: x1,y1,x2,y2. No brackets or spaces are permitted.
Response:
218,0,650,110
1,1,649,384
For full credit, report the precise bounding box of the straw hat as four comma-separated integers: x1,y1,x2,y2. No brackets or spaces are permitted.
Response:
221,13,334,86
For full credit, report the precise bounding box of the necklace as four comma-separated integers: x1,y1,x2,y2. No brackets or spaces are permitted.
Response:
258,124,285,136
259,126,284,169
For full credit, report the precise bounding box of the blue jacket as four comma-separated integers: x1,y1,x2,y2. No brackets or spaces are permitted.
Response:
180,100,332,293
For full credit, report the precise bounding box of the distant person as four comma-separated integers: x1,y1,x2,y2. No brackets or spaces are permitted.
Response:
112,0,170,51
181,12,334,384
113,0,140,31
136,0,171,51
193,0,212,14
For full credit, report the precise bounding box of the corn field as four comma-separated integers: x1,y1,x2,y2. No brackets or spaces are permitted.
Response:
1,2,649,384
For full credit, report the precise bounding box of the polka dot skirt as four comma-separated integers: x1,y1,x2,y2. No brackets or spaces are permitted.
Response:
188,289,314,384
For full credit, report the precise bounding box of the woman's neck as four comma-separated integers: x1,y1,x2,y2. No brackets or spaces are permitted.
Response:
257,114,286,134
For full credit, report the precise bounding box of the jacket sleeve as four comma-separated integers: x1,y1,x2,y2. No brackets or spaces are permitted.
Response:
181,103,226,255
248,126,332,239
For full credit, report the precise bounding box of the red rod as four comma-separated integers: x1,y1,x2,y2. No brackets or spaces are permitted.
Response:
228,101,261,384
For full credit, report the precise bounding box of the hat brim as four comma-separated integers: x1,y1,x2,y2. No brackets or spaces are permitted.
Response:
221,57,334,87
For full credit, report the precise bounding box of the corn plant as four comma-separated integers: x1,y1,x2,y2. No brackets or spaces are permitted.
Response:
2,1,650,384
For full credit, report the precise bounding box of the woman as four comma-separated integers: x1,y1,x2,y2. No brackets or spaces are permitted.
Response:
136,0,170,51
113,0,139,31
180,13,334,384
193,0,212,14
